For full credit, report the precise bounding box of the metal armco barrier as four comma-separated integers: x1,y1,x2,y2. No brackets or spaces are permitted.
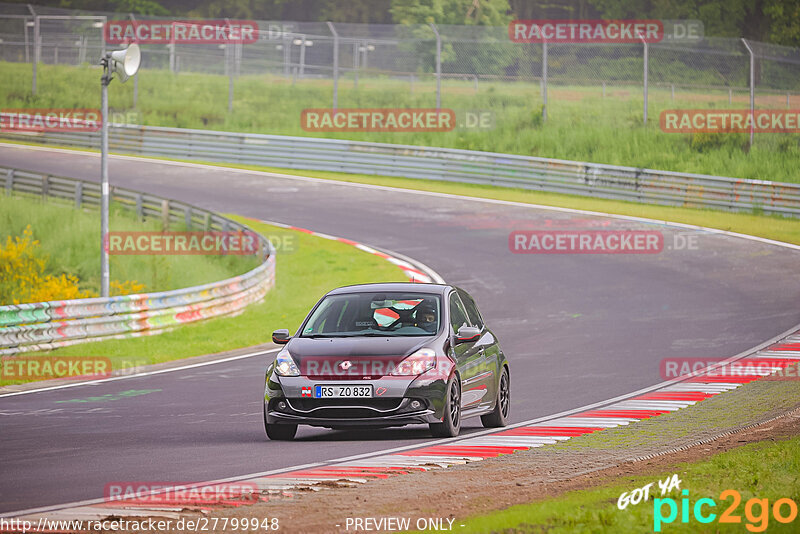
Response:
0,166,276,356
2,124,799,217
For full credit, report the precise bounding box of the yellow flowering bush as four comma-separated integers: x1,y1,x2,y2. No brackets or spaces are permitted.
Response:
110,279,146,296
0,225,144,304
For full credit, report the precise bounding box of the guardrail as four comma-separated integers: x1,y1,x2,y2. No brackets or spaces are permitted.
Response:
0,166,275,356
2,124,799,217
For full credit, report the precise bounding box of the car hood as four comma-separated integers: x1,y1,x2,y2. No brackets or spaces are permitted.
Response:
285,336,431,378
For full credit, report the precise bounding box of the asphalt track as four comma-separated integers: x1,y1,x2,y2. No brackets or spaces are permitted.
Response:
1,144,799,514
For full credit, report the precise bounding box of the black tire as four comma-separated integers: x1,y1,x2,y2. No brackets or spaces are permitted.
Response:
481,367,510,428
263,402,297,441
430,377,461,438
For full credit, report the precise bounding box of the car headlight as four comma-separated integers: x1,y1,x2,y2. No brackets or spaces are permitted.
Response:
274,349,300,377
391,348,436,376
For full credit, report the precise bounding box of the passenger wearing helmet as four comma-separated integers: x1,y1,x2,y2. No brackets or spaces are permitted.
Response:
415,304,438,333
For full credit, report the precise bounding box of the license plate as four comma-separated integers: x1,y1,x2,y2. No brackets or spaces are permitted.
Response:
315,385,373,398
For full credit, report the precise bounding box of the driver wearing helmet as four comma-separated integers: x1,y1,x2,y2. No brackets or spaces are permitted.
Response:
415,304,438,333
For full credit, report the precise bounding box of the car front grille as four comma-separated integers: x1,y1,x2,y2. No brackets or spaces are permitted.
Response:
278,397,425,419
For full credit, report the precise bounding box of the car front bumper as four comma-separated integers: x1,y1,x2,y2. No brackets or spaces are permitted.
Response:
265,375,448,427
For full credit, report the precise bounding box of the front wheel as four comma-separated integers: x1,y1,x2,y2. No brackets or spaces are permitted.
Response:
481,367,510,428
430,377,461,438
264,402,297,440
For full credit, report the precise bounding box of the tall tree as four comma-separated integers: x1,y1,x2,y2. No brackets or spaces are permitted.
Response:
763,0,800,46
391,0,511,26
507,0,599,20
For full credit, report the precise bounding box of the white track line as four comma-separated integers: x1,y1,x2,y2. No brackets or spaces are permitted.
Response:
0,349,280,399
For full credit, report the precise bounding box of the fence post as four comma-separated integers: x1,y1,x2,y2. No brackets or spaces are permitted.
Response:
283,32,290,76
742,38,755,149
74,181,82,208
542,41,548,122
29,5,38,95
5,169,14,195
353,41,359,88
327,22,339,110
23,17,30,63
642,37,648,125
161,199,170,230
430,23,441,109
184,207,192,230
169,22,176,73
225,19,233,112
235,41,242,77
135,193,143,220
299,34,306,77
41,174,49,200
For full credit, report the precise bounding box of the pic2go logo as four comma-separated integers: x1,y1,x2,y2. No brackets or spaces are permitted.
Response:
654,489,798,532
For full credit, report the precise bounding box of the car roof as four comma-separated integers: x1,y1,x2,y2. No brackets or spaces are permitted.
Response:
326,282,451,296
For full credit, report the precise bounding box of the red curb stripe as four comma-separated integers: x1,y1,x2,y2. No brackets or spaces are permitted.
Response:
771,343,800,351
282,222,423,283
314,466,423,473
402,268,429,279
577,409,670,418
287,469,393,479
399,445,527,457
687,375,760,383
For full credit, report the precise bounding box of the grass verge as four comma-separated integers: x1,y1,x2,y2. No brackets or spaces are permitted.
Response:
0,193,258,296
0,217,406,386
2,61,799,182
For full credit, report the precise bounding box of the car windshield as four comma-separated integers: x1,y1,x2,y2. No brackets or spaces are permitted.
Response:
300,292,442,337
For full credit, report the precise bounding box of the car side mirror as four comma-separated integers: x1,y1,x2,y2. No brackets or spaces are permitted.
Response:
272,329,290,344
456,325,480,344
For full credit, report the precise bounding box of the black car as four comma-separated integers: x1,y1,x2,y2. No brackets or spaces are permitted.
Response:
263,282,510,440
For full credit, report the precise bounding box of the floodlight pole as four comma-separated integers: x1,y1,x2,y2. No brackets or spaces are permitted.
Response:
129,13,138,108
100,54,112,297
